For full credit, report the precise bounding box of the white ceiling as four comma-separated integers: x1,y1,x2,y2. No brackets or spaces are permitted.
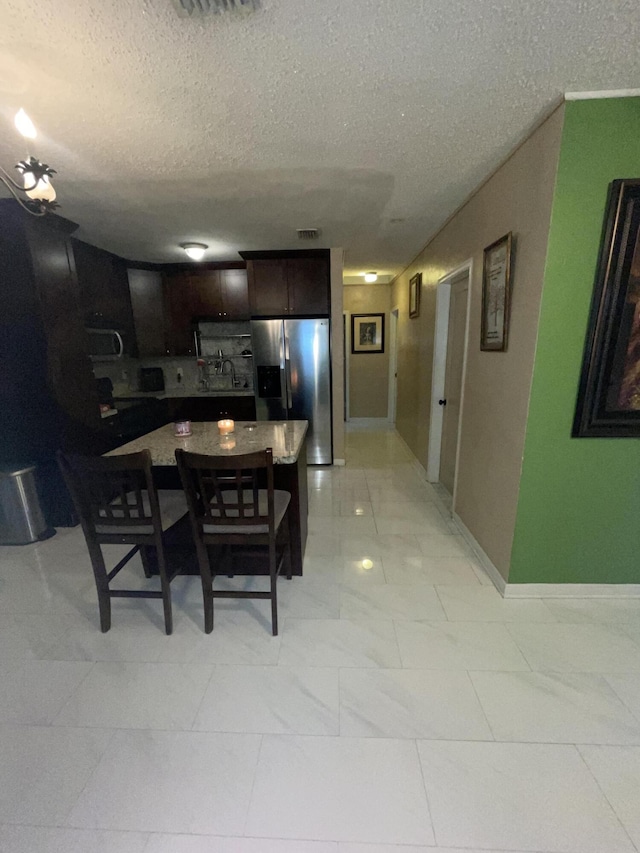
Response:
1,0,639,278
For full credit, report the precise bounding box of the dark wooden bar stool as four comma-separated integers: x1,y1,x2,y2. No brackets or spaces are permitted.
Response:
175,447,292,636
58,450,187,634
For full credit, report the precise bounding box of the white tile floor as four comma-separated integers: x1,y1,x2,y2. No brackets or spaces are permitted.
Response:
1,425,640,852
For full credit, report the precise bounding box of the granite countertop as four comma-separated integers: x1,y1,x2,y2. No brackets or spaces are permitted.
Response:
113,388,255,400
107,420,308,465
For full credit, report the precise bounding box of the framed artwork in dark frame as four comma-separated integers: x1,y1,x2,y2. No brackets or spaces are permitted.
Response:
573,179,640,437
351,313,385,354
409,273,421,318
481,232,513,351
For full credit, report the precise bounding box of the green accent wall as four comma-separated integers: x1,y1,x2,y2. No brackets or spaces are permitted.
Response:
509,98,640,584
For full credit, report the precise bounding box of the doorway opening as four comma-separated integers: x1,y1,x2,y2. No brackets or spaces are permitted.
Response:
388,307,399,425
426,261,472,504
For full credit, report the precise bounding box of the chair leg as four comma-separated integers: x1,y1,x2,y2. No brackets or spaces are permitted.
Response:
87,542,111,632
139,545,153,578
286,512,293,579
196,541,214,634
269,541,278,636
155,539,173,636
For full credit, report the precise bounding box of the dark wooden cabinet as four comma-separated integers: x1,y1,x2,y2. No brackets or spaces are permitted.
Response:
287,257,331,315
166,395,256,423
73,240,136,355
221,268,250,318
128,269,167,357
161,267,250,355
0,200,102,526
247,259,289,316
243,251,330,317
163,271,198,356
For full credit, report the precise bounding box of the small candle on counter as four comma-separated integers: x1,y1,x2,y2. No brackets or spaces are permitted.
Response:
173,420,192,437
217,418,235,435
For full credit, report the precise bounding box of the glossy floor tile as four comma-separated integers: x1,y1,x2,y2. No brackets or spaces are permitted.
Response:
339,668,492,739
395,620,530,670
579,745,640,848
192,664,339,734
245,735,435,844
68,730,261,834
2,425,640,851
418,740,635,852
53,662,213,730
472,670,640,744
0,724,112,825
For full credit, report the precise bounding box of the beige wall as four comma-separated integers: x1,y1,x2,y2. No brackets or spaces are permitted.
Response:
391,105,564,579
330,248,346,462
344,284,391,419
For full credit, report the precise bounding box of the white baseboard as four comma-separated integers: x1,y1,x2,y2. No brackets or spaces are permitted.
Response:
347,418,392,428
333,458,346,467
504,583,640,599
452,512,507,595
393,430,640,599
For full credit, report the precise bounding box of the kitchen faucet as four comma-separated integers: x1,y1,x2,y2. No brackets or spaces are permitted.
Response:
218,358,240,388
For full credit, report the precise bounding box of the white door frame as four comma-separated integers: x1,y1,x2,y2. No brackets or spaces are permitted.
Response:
343,310,351,420
426,260,473,505
387,307,399,424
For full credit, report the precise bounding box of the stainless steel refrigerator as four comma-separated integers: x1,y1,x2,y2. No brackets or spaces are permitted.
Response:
251,319,332,464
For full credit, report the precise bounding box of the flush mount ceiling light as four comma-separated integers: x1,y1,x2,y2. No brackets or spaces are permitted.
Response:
0,109,59,216
181,242,208,261
172,0,258,18
364,272,378,283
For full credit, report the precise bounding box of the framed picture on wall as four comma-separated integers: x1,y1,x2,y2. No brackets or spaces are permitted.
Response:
573,178,640,437
351,313,385,354
481,232,513,351
409,273,421,318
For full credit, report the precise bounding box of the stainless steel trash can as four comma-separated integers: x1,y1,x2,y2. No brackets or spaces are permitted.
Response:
0,465,55,545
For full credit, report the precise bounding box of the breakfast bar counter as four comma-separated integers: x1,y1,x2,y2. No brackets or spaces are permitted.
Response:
108,421,309,575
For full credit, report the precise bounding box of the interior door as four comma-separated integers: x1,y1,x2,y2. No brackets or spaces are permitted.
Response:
439,275,469,494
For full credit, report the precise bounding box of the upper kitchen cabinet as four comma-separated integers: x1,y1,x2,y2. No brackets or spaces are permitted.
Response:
73,239,136,355
246,258,289,316
160,265,250,355
128,268,168,357
163,270,198,355
242,250,330,317
221,268,250,318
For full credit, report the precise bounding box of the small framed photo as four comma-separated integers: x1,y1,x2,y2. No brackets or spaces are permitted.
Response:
351,313,385,354
481,232,513,351
409,273,421,318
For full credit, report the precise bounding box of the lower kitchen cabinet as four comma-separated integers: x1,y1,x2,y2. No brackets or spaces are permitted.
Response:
166,396,256,422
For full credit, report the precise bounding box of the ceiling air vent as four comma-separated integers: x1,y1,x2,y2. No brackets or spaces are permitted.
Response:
297,228,320,240
172,0,258,18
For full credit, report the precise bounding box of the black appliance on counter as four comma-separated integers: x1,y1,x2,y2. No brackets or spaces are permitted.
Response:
96,377,115,409
138,367,165,393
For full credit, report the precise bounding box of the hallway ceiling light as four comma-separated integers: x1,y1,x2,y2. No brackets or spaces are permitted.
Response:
181,242,208,261
364,272,378,283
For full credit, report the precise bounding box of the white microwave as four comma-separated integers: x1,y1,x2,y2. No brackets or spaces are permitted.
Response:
86,328,124,361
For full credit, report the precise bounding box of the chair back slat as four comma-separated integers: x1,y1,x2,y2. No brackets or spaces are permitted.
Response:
176,448,275,532
58,450,160,533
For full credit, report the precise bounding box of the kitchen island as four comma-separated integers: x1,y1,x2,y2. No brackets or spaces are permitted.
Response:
108,420,309,575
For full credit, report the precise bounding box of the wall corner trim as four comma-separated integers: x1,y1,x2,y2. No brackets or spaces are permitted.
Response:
452,512,507,595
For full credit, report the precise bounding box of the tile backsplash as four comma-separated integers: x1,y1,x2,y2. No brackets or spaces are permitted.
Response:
93,321,253,394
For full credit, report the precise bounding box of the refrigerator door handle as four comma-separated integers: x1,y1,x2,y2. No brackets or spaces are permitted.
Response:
284,335,293,410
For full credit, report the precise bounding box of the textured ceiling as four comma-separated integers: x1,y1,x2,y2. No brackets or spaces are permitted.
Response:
1,0,639,277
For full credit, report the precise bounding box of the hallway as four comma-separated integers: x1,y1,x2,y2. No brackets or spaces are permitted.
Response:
1,426,640,851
